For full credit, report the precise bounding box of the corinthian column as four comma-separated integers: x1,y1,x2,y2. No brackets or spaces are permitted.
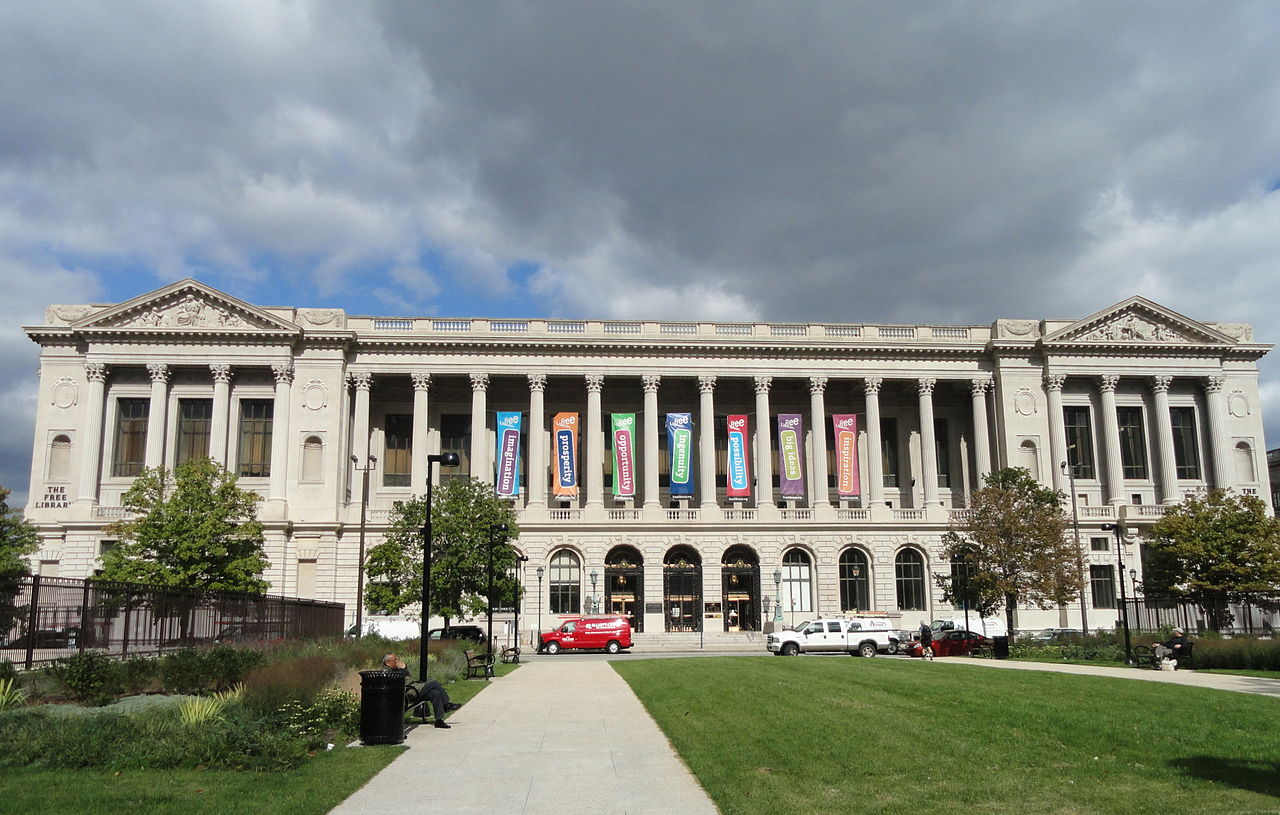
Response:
78,363,108,505
209,364,233,466
918,378,939,506
145,363,170,469
470,373,490,483
970,378,992,479
698,375,717,509
754,377,774,508
585,374,605,508
269,363,294,501
1150,376,1179,503
1204,375,1232,491
642,375,661,509
1098,374,1125,505
864,378,885,507
528,374,547,508
349,372,373,492
1044,374,1068,493
411,373,431,490
810,377,831,508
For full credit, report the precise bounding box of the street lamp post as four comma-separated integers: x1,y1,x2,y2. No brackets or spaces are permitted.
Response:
419,452,460,682
351,453,377,638
1101,523,1132,665
487,523,510,657
536,566,544,640
1061,457,1089,635
512,554,529,659
773,568,783,625
590,570,599,614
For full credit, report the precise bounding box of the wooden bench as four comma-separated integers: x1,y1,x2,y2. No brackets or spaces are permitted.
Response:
1133,645,1159,668
501,646,521,664
465,648,495,680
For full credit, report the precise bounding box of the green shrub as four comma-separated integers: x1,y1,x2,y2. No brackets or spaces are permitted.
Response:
242,654,345,715
159,648,210,694
205,645,265,689
118,656,157,694
0,659,16,682
1194,637,1280,671
276,687,360,748
47,651,121,704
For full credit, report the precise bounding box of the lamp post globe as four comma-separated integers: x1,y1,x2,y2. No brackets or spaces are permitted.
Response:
773,568,784,624
419,451,459,682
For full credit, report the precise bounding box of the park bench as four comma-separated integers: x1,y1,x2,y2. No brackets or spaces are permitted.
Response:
465,648,495,680
1133,642,1194,670
501,646,521,664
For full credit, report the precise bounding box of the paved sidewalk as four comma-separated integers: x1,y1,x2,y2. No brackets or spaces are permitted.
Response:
329,660,719,815
932,656,1280,697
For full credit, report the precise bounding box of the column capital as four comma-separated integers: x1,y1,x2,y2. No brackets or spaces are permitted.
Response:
916,377,936,396
1044,374,1066,392
348,371,373,391
809,376,829,395
470,372,490,392
698,375,716,394
271,363,295,385
1099,374,1120,393
147,363,170,384
411,372,432,392
971,378,992,396
528,373,547,392
85,362,108,383
1205,375,1225,393
1151,375,1173,393
753,375,772,394
585,374,605,393
864,377,883,395
210,363,233,384
642,374,661,393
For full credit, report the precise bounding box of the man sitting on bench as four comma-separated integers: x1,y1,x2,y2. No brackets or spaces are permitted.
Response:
1151,628,1191,668
383,653,461,729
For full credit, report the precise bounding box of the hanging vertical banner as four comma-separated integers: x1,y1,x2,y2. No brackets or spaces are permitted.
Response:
726,414,751,501
833,414,861,497
494,411,523,498
553,412,579,498
777,414,806,500
666,412,695,497
611,413,637,498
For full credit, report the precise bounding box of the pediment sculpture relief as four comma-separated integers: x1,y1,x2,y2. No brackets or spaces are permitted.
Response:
1077,312,1194,343
105,293,257,329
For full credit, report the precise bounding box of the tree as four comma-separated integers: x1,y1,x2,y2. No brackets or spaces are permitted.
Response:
935,467,1082,634
96,458,270,593
0,486,39,633
364,478,520,626
1143,490,1280,631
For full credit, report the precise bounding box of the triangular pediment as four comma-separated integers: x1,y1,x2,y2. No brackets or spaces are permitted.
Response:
1043,297,1237,346
75,279,299,333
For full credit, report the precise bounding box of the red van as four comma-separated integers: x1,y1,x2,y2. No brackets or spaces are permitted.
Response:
539,616,633,654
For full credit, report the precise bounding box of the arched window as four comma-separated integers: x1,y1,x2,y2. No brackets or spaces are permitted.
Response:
301,436,324,483
781,549,813,613
838,548,870,612
549,550,581,615
1235,441,1256,484
895,549,927,611
48,434,71,482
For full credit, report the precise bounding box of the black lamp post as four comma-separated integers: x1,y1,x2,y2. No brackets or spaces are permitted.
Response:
590,570,599,614
487,523,510,656
1061,456,1089,635
536,566,544,639
773,568,783,625
351,453,377,638
513,554,529,659
1101,522,1132,665
419,451,460,682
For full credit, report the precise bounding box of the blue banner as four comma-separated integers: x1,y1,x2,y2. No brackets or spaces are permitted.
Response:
666,413,695,497
495,411,522,498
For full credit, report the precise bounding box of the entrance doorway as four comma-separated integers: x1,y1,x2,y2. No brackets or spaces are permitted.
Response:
605,545,644,633
663,545,702,632
721,545,760,632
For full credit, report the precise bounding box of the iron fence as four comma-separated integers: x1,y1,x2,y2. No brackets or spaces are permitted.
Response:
1,575,345,670
1121,595,1279,636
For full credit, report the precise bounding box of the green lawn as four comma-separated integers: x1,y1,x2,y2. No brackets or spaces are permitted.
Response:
614,657,1280,815
0,746,401,815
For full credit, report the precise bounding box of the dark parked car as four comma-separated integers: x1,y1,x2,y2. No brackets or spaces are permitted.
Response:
908,629,991,657
427,625,487,644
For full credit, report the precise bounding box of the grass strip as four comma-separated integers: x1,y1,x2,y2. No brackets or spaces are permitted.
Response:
614,656,1280,815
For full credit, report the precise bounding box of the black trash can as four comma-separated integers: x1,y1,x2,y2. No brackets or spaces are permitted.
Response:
359,669,407,745
993,636,1010,660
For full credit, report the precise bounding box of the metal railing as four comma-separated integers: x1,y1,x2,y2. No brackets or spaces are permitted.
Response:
1,575,345,670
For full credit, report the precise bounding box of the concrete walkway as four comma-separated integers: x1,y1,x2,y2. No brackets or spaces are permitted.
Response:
931,655,1280,697
328,659,719,815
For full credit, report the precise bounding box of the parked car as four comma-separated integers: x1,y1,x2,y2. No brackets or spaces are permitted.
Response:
539,616,633,654
427,625,487,644
1031,628,1083,643
887,630,918,655
767,616,898,657
908,629,991,657
347,617,422,640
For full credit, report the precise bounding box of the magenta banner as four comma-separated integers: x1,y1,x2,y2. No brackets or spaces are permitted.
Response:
833,414,860,497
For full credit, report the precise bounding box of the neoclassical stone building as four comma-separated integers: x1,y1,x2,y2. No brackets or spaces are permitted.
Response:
23,280,1272,642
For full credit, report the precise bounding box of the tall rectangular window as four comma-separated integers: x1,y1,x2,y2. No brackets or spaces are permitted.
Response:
112,398,149,477
934,418,950,487
176,399,212,466
881,417,899,487
1063,406,1095,479
439,414,471,483
1117,406,1148,479
1090,564,1116,609
383,414,412,486
1170,407,1201,479
237,399,273,478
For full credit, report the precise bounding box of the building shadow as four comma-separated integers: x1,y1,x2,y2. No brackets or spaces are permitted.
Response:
1168,756,1280,797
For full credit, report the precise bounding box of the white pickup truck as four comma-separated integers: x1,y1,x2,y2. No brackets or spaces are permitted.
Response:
767,617,899,657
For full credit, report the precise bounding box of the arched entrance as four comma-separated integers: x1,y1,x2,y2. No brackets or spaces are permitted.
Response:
663,545,702,632
721,545,760,631
605,545,644,633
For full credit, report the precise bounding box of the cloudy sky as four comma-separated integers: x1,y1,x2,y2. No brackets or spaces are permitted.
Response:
2,1,1279,506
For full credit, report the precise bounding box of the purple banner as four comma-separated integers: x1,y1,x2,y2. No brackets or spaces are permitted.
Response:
777,414,806,500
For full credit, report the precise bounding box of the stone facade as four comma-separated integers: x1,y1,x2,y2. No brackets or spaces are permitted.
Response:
22,279,1273,640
